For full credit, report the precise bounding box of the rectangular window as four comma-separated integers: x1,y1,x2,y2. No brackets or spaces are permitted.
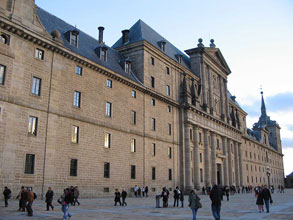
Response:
104,133,111,148
75,66,82,75
35,48,44,60
199,132,202,143
131,138,136,152
151,76,155,88
168,169,172,180
131,165,136,179
200,153,202,163
151,99,155,106
151,118,156,131
168,123,172,135
73,91,81,108
168,147,172,159
101,49,107,61
0,64,6,85
131,90,136,98
131,111,136,125
106,102,112,117
217,139,220,149
70,159,78,176
71,125,79,143
106,79,112,88
70,33,78,47
104,162,110,178
166,85,170,96
200,168,203,182
166,67,170,75
152,143,156,156
31,77,41,96
24,154,35,174
125,62,131,73
151,57,155,65
152,167,156,180
167,105,171,112
28,116,38,136
190,129,193,140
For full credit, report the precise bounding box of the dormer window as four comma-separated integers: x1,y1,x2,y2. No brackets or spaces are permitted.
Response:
100,47,108,62
70,30,79,47
0,33,10,45
177,54,182,63
160,41,166,52
125,59,131,74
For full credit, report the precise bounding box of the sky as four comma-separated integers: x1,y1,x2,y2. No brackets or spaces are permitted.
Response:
35,0,293,175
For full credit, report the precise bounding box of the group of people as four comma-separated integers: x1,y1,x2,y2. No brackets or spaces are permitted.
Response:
255,185,273,213
114,189,128,206
134,185,149,197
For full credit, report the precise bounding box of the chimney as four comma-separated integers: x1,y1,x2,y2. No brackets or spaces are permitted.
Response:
122,29,129,44
98,26,104,44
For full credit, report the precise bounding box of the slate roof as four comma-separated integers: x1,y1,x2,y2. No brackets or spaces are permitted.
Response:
36,6,142,84
112,19,191,71
287,172,293,178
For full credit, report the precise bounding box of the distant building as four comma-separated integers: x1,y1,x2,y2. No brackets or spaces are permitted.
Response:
0,0,285,198
285,172,293,188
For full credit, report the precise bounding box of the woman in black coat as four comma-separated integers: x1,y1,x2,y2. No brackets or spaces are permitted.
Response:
256,190,264,212
114,189,121,206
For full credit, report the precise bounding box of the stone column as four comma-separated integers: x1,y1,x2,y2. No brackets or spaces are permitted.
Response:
211,131,217,185
203,129,210,187
222,136,229,186
201,61,207,111
223,79,230,123
207,66,213,114
218,75,225,120
233,141,240,186
193,125,200,190
184,122,193,191
238,142,244,186
227,138,233,186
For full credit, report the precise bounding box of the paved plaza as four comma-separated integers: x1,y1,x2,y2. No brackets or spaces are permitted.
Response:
1,189,293,220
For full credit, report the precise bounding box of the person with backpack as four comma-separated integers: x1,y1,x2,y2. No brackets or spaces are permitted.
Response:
3,186,12,207
60,188,73,220
188,190,201,220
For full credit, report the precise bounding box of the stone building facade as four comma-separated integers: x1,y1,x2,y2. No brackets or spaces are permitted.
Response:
0,0,284,198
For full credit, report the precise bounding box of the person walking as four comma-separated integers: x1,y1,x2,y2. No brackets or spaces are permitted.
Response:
161,187,169,208
73,186,80,206
145,186,149,197
121,189,127,206
134,185,138,197
173,186,180,207
26,188,35,216
45,187,54,211
114,189,122,206
260,185,272,213
225,186,230,201
210,184,222,220
16,186,27,212
60,188,73,220
3,186,11,207
256,188,264,212
179,189,184,208
188,190,201,220
142,186,145,197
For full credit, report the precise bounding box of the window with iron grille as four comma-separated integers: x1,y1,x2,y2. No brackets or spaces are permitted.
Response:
104,162,110,178
28,116,38,136
32,77,41,96
70,159,78,176
0,64,6,85
24,154,35,174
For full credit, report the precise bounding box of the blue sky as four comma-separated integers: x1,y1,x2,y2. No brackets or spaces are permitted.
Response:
35,0,293,175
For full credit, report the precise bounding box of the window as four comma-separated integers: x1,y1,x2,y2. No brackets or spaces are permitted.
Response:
151,76,155,88
28,116,38,136
217,139,220,149
131,165,136,179
0,64,6,85
178,55,182,63
199,132,202,143
166,67,170,75
125,62,131,73
167,105,171,112
31,77,41,96
190,129,193,140
104,188,109,193
131,90,136,98
70,159,78,176
168,147,172,159
200,153,202,163
106,102,112,117
152,167,156,180
70,32,78,47
71,125,79,143
151,57,155,65
131,111,136,125
104,162,110,178
75,66,82,75
24,154,35,174
198,169,203,183
73,91,81,108
0,33,9,45
35,48,44,60
168,169,172,180
246,164,248,171
166,85,170,96
106,79,112,88
100,48,107,61
151,118,156,131
152,143,156,156
168,123,172,135
151,99,155,106
131,138,136,152
104,133,111,148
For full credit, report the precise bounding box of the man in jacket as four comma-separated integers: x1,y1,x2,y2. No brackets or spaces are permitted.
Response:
73,186,80,206
173,186,180,207
3,186,11,207
121,189,127,206
210,185,222,220
260,185,272,213
26,188,35,216
45,187,54,211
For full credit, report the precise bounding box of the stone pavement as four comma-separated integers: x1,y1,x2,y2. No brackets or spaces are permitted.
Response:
1,189,293,220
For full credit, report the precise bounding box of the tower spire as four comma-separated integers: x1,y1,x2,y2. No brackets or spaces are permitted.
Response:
261,91,267,118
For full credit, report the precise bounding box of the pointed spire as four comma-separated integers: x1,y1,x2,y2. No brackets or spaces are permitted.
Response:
261,91,267,117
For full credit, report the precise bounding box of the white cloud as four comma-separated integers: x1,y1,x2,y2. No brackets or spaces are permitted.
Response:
283,147,293,176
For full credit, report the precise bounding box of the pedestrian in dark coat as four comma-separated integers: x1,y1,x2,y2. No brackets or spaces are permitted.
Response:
114,189,121,206
179,189,184,208
145,186,149,197
210,184,222,220
173,186,180,207
73,186,80,206
121,189,127,206
260,185,272,213
225,187,230,201
45,187,54,211
161,187,169,208
3,186,11,207
26,188,35,216
188,190,201,220
256,190,264,212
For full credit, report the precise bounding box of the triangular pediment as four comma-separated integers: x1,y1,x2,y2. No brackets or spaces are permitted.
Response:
205,48,231,75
